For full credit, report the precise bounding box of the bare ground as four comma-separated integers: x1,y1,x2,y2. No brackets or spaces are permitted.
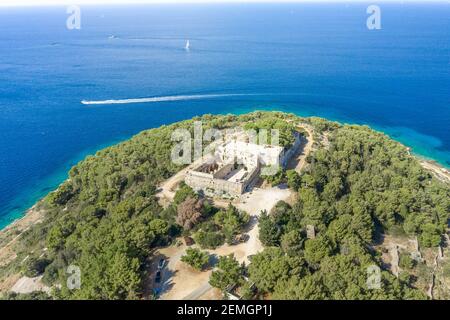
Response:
10,275,50,294
154,186,292,300
0,205,44,268
286,124,314,175
150,123,315,300
420,160,450,184
156,155,215,208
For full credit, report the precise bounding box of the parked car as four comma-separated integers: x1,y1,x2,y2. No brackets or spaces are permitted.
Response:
236,234,250,243
155,271,162,284
152,288,161,299
158,258,166,270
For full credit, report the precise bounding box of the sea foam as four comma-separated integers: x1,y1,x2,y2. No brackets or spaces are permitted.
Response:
81,94,256,105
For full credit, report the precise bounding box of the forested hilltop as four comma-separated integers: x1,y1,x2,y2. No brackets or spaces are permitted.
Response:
0,112,448,300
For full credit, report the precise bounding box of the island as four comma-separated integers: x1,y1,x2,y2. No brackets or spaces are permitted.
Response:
0,111,449,300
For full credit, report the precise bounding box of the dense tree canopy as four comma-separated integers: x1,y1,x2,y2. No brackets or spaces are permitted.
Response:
181,248,210,271
2,112,447,300
251,118,449,300
209,254,244,291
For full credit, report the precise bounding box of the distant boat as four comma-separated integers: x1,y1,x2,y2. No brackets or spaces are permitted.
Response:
185,40,190,51
108,35,117,40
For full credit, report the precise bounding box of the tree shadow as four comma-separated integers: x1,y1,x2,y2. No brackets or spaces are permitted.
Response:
143,252,178,299
158,267,177,298
208,253,219,269
277,183,289,190
285,134,308,170
372,219,385,246
243,215,259,234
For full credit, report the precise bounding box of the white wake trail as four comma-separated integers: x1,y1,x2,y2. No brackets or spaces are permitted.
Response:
81,94,256,105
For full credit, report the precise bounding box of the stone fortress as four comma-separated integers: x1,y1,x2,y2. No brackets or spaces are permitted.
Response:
185,131,302,198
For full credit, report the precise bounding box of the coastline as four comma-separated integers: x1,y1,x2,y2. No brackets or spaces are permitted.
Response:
419,158,450,184
1,149,449,241
0,203,44,267
1,116,449,235
0,114,449,293
0,137,127,232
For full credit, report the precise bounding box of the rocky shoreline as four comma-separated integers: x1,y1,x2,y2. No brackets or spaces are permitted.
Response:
1,156,448,248
0,204,44,267
419,159,450,184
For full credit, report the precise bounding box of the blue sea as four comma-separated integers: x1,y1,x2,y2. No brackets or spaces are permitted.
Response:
0,3,449,229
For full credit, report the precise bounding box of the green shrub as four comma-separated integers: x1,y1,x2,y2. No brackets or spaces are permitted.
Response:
194,230,225,249
209,254,244,291
181,248,209,271
399,252,415,270
22,257,51,278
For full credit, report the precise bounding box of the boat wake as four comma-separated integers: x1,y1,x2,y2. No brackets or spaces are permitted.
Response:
81,93,257,105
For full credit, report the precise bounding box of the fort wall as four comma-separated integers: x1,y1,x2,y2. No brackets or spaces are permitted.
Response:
185,131,302,198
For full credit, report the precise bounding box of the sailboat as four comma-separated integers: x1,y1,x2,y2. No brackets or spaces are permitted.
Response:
185,40,190,51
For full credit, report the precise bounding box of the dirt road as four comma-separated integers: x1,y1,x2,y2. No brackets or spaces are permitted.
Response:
420,160,450,184
155,155,212,207
286,124,314,174
157,186,292,300
154,123,316,300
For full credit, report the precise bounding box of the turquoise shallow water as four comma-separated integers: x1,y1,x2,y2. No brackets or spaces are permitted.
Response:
0,3,449,229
